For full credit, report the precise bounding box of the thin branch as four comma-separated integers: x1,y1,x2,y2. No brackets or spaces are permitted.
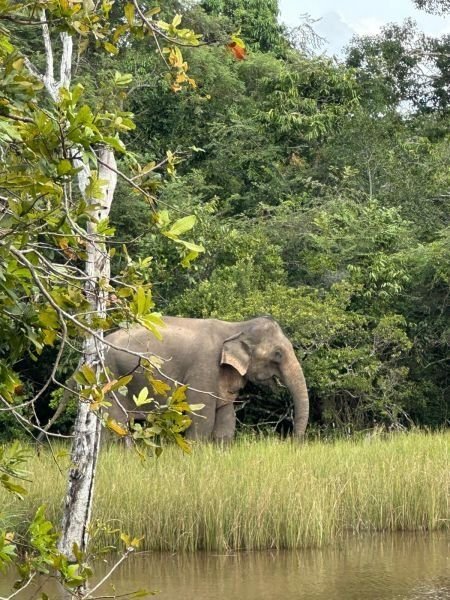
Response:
85,548,134,598
1,112,34,124
9,246,166,363
0,319,68,413
131,0,202,48
22,56,43,83
0,15,63,25
127,83,155,96
0,573,36,600
0,395,73,438
130,155,170,180
95,151,197,217
95,154,156,208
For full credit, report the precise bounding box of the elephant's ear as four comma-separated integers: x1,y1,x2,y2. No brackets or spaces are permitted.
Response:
220,333,251,376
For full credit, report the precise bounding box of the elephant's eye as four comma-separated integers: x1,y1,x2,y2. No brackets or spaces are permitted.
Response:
272,349,283,363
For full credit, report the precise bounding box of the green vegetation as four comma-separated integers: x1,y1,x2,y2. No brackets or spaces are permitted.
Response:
2,433,448,552
0,0,449,592
2,0,448,441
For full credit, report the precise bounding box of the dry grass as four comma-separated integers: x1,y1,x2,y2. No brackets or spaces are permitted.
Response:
1,431,448,551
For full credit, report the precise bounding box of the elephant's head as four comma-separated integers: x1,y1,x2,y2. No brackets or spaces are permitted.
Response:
220,317,309,436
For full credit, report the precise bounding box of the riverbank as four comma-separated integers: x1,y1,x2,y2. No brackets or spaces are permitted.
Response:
1,432,448,551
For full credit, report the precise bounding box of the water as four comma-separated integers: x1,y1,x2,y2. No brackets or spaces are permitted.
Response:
2,534,448,599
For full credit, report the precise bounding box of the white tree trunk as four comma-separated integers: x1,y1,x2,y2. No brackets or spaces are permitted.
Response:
58,148,117,560
31,17,120,563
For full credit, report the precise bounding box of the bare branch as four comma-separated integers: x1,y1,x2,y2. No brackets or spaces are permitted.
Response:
0,573,36,600
0,395,74,438
84,548,134,598
41,10,55,92
59,32,73,89
131,0,202,48
95,153,156,208
22,56,44,83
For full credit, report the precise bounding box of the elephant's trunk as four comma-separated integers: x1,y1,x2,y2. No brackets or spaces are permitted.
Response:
280,352,309,437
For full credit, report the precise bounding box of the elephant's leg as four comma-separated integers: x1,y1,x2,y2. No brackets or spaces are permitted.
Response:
212,403,236,443
185,395,216,440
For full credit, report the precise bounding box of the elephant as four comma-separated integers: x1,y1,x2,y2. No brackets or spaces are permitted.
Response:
104,316,308,442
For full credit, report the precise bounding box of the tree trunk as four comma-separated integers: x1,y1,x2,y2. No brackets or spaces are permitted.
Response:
32,18,120,566
58,148,117,561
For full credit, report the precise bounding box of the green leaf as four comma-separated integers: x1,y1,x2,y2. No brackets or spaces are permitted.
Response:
149,378,171,396
103,136,126,153
181,250,200,268
124,3,135,25
38,307,59,329
166,215,196,237
117,287,133,298
0,477,27,499
57,159,73,176
177,240,205,253
104,42,119,55
138,313,165,340
136,286,146,315
0,120,22,141
133,387,152,407
172,14,182,28
102,374,133,393
172,385,188,402
114,71,133,87
79,364,97,385
43,329,57,346
156,210,171,228
173,433,192,454
144,6,160,18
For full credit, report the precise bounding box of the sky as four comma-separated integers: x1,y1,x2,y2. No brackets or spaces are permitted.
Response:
278,0,450,54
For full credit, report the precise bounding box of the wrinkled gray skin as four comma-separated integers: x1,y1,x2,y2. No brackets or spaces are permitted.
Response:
105,316,309,442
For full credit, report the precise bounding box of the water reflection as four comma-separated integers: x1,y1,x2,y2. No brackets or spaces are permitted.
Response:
2,533,449,599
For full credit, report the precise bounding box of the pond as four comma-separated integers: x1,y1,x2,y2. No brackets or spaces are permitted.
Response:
1,533,448,599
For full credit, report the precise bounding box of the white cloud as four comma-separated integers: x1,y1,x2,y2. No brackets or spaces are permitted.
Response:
350,16,386,36
314,11,355,54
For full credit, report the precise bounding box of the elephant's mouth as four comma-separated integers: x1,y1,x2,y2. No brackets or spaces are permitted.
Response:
254,374,282,387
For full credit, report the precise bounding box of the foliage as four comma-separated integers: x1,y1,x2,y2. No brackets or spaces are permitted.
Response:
201,0,286,54
414,0,450,13
99,0,450,433
346,20,450,114
0,0,212,596
0,1,448,595
0,443,146,596
1,0,448,440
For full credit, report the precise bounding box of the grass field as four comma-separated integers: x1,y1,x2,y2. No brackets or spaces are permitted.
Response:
1,431,448,552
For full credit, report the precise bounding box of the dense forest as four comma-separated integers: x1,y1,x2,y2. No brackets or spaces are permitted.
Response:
0,2,449,595
1,0,448,441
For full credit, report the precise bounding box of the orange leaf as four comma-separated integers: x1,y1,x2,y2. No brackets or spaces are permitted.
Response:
227,42,246,61
106,418,128,437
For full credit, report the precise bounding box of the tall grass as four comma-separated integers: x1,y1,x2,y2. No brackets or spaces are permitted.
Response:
1,432,448,551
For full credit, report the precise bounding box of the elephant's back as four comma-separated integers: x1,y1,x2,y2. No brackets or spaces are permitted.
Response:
105,325,168,357
105,317,234,363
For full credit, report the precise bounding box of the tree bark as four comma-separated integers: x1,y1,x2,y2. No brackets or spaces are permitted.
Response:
31,20,120,563
58,148,117,560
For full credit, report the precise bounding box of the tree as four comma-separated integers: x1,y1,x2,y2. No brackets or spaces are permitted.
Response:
0,0,208,596
201,0,286,54
413,0,450,13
